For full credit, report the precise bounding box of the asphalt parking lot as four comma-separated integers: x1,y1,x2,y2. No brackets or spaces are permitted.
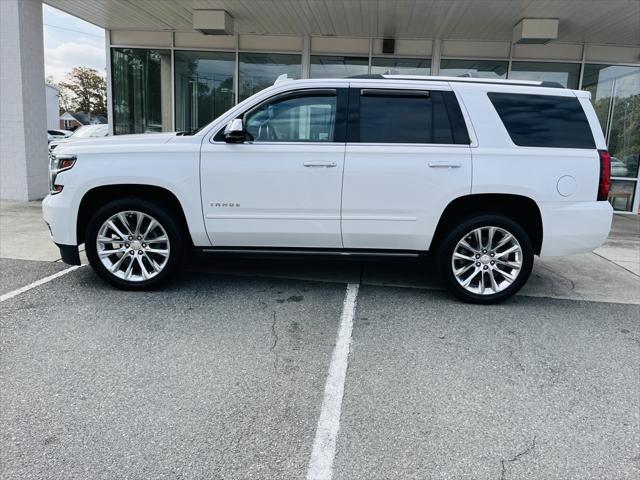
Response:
1,249,639,479
1,203,640,479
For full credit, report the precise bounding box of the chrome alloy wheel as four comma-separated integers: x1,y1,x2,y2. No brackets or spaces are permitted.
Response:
451,226,523,295
96,211,170,282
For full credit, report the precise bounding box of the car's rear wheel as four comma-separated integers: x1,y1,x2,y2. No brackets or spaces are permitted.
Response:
438,215,534,304
85,198,185,290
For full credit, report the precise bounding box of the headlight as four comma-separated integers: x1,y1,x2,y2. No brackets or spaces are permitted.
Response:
49,153,76,194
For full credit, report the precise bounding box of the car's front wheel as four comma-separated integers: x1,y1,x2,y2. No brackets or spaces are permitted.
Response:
85,198,185,290
438,215,534,304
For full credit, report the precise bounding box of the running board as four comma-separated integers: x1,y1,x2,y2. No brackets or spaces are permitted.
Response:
197,247,424,259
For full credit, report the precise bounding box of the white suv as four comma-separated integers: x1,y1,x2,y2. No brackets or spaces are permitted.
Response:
43,75,613,303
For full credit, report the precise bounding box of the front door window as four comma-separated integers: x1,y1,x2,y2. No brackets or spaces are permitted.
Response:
244,91,337,142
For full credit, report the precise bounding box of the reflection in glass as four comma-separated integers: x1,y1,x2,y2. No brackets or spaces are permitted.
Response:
439,59,508,79
583,65,640,181
174,51,235,132
111,48,172,135
239,53,301,102
608,180,636,212
371,57,431,75
245,93,337,142
509,61,580,88
310,56,369,78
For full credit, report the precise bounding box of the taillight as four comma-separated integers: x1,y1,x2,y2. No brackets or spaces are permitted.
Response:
597,150,611,201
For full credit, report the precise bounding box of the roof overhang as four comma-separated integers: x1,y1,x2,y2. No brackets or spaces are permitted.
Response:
45,0,640,46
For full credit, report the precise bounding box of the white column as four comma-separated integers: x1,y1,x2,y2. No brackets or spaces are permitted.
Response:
301,35,310,79
0,0,48,201
105,30,114,136
431,38,441,75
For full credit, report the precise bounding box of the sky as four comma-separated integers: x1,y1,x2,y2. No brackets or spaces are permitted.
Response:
43,4,106,82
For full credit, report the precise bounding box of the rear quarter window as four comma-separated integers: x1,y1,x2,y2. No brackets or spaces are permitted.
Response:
488,92,595,149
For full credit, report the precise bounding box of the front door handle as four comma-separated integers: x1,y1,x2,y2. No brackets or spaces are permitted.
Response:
303,161,337,168
429,161,462,169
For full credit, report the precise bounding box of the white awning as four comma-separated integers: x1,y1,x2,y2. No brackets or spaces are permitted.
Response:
44,0,640,46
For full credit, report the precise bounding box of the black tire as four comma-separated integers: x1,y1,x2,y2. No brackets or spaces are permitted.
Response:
85,197,186,290
437,214,534,304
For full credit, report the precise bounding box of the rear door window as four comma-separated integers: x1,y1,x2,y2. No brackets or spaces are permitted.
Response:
488,92,595,149
352,89,470,144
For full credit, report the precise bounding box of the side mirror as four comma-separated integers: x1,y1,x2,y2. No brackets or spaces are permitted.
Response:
224,118,246,143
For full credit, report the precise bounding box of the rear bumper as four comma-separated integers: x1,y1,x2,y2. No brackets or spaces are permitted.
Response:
539,201,613,256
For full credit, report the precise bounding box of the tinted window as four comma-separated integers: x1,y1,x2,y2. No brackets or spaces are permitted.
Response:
509,62,580,89
111,48,172,135
488,93,595,149
440,59,508,79
239,53,301,102
175,50,235,132
371,57,431,76
357,89,469,144
309,56,368,78
245,91,336,142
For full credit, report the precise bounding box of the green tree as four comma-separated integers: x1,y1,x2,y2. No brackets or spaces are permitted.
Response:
59,67,107,116
47,76,75,115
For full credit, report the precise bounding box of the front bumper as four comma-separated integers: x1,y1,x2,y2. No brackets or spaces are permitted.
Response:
539,200,613,256
43,193,81,265
42,192,77,246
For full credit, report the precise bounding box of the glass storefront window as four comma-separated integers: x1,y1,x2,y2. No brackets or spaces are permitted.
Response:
111,48,172,135
607,179,637,212
238,53,301,102
174,51,235,132
371,57,431,75
583,64,640,212
583,65,640,178
509,61,580,88
439,59,508,79
310,55,369,78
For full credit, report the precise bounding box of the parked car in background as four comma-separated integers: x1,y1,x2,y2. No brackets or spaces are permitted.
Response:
47,129,73,142
610,157,629,177
48,124,109,152
43,76,613,303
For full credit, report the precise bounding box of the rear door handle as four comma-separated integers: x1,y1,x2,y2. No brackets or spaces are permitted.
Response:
304,161,337,168
428,161,462,169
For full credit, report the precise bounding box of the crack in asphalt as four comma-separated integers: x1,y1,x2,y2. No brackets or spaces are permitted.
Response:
270,311,278,352
506,329,525,373
500,436,537,480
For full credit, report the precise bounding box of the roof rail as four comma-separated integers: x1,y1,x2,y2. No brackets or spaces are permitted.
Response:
348,74,565,89
348,74,385,79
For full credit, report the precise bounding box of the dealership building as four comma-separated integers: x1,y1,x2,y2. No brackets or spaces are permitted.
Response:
1,0,639,213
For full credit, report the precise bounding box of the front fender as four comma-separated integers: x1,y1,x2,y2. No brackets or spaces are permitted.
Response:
44,147,210,247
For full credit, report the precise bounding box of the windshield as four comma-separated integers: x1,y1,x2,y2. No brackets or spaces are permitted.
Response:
71,125,108,138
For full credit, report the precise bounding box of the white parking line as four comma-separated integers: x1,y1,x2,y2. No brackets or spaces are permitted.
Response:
0,265,83,303
306,282,360,480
